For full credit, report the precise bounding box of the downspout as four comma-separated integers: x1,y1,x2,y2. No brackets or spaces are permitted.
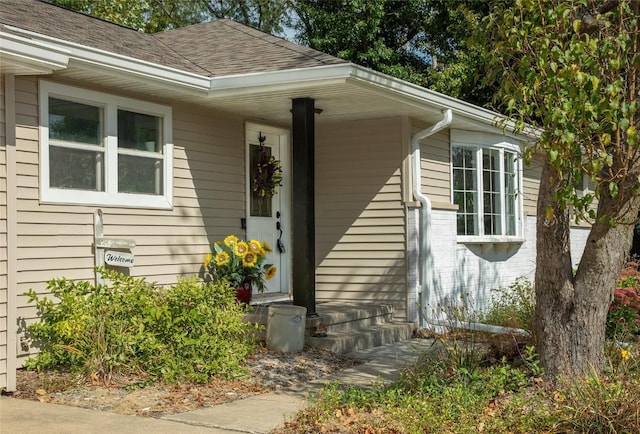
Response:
411,109,452,326
411,109,530,337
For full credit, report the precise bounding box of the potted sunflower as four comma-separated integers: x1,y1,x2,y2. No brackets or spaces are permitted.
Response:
203,235,276,304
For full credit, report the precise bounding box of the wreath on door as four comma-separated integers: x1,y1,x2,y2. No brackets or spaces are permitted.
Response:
252,132,283,199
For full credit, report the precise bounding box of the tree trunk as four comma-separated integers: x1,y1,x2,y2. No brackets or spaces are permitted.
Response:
534,161,640,379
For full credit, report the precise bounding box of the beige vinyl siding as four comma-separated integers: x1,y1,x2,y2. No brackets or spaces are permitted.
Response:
315,118,408,320
523,159,542,217
0,73,7,388
420,129,451,204
14,77,245,362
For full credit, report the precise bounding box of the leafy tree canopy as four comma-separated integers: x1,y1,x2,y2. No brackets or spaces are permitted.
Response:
486,0,639,225
48,0,291,35
292,0,494,106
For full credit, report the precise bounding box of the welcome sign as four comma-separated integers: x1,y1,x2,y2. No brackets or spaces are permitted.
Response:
105,250,135,267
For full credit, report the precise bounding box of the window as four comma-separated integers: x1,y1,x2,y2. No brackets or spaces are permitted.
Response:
40,81,172,208
451,131,522,239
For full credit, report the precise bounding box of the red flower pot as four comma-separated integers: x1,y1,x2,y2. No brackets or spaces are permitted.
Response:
235,280,252,305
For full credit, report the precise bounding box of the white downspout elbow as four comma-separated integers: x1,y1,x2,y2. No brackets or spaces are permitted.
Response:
411,109,452,325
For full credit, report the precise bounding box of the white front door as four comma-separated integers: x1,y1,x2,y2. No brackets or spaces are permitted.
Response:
245,123,290,295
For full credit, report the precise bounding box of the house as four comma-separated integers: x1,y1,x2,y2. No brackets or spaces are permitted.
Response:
0,0,590,391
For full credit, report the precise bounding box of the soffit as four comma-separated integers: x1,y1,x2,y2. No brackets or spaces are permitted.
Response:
51,65,497,132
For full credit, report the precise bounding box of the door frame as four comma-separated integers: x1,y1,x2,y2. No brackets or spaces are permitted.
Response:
245,122,292,297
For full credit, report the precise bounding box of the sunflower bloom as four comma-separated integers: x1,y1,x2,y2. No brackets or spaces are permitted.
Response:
224,235,238,247
215,251,230,266
265,266,277,280
242,253,257,267
234,241,249,257
263,240,273,252
248,239,262,253
204,253,212,269
621,348,631,360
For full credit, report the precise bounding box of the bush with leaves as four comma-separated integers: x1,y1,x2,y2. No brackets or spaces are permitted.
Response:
479,277,534,333
24,268,260,384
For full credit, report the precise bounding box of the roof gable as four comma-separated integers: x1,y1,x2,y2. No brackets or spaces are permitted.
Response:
0,0,346,77
154,19,346,76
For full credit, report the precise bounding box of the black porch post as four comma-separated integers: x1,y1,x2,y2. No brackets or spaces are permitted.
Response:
291,98,316,316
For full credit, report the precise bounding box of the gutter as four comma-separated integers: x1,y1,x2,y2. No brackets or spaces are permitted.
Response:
0,30,69,73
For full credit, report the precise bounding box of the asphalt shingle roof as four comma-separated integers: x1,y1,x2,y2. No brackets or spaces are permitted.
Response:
0,0,347,77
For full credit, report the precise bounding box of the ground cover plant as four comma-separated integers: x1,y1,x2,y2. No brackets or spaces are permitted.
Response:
277,335,640,434
23,268,260,384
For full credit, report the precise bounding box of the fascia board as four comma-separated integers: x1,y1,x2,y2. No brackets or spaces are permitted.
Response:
348,65,532,137
4,25,210,93
348,65,541,141
0,31,69,73
208,64,353,97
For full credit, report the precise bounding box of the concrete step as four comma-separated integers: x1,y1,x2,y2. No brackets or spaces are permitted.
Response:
315,303,394,332
306,322,414,354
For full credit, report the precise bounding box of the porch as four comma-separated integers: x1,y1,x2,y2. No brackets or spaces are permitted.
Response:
245,301,415,354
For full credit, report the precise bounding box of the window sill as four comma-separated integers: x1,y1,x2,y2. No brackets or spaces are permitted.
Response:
457,237,525,253
41,189,173,210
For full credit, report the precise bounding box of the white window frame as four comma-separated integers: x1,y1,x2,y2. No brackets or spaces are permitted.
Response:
451,130,524,242
39,81,173,209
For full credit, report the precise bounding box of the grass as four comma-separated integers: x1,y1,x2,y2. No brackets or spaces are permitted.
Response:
275,334,640,434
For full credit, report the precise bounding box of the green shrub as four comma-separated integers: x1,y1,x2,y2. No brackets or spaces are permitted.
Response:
480,277,534,333
24,268,259,384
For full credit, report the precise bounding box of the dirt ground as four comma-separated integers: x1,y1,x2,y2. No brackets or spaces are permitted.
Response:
8,345,362,418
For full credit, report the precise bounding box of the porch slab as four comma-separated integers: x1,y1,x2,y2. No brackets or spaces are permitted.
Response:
244,301,415,354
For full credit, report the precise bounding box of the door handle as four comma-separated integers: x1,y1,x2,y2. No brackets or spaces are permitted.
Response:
276,213,285,253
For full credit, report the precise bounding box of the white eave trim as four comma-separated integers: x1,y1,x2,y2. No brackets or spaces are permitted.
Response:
210,63,535,138
209,63,353,96
3,25,211,93
347,65,538,139
0,30,70,73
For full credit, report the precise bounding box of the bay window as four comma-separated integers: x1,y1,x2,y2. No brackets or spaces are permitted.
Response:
40,81,172,208
451,131,522,239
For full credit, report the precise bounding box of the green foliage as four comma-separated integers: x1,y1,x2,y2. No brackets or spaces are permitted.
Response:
24,268,259,384
49,0,292,34
480,277,535,333
484,0,640,222
292,0,496,106
49,0,151,30
523,345,545,377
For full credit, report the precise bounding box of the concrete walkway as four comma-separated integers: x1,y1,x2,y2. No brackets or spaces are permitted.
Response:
0,339,434,434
